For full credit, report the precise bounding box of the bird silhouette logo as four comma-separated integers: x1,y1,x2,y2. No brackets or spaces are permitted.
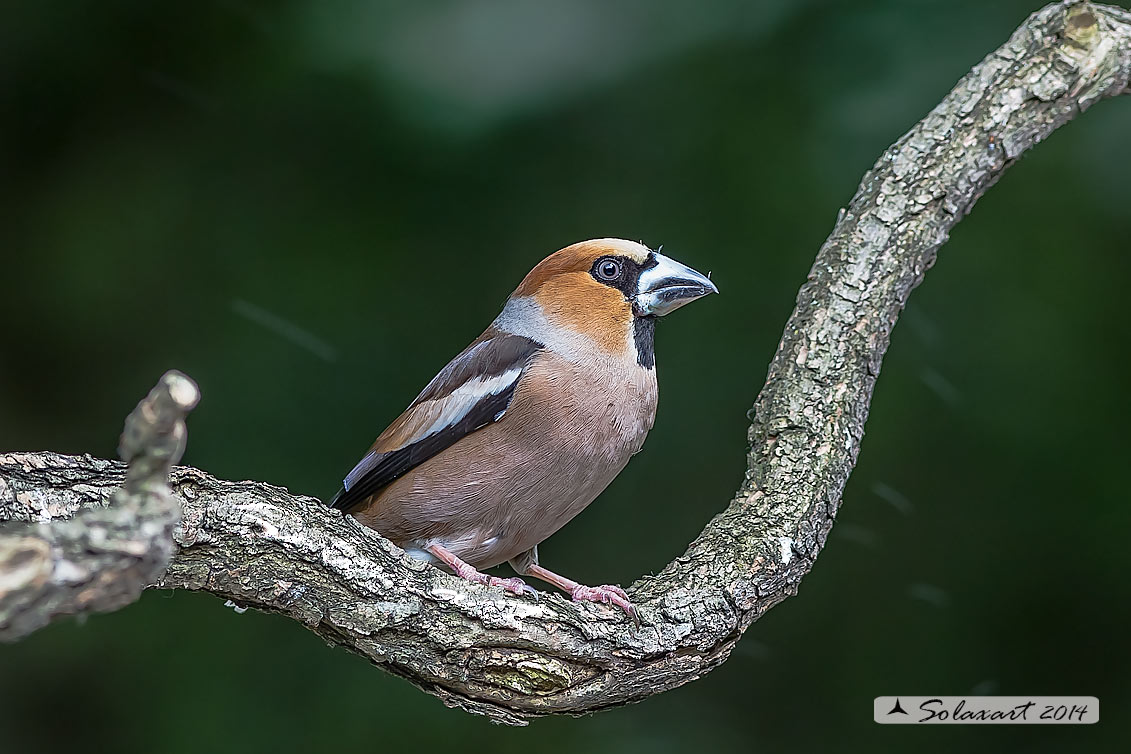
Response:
888,698,909,715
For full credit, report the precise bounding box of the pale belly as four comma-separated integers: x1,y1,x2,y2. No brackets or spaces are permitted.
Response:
356,354,658,569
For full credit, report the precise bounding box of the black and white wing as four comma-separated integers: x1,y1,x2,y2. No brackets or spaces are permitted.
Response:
328,330,542,512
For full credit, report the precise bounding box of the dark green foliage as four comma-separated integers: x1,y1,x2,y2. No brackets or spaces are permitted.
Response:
1,1,1128,751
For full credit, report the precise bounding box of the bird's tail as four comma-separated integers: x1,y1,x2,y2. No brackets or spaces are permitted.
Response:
327,487,350,510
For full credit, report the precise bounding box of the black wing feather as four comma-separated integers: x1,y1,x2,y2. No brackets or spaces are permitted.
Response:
328,387,515,512
328,332,540,512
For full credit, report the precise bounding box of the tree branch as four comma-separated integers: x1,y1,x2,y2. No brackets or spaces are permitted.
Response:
1,1,1128,725
0,371,199,641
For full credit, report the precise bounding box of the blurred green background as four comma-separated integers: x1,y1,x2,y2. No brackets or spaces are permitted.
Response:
2,0,1128,751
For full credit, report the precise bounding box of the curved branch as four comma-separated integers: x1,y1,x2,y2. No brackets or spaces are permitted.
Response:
0,371,199,641
1,1,1128,725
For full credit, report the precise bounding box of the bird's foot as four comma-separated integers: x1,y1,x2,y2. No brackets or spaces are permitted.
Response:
453,562,537,597
428,543,538,597
570,584,638,624
488,575,539,597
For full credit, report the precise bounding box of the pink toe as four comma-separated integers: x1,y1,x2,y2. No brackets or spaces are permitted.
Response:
571,584,638,623
599,584,629,600
490,576,536,597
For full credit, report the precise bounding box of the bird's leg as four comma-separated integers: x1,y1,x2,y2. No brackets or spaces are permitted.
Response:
516,562,638,625
425,544,536,597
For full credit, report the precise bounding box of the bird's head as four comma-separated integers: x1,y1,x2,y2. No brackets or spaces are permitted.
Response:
499,239,717,363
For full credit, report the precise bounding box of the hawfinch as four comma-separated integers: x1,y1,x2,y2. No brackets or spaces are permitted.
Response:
329,239,716,620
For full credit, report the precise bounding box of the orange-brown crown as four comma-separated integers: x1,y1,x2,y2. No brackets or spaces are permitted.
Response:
512,239,650,297
510,239,651,354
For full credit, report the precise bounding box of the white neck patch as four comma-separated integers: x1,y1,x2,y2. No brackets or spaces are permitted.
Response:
493,296,640,366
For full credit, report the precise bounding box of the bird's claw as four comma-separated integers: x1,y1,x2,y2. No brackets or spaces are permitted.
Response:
489,576,539,598
570,584,639,625
451,562,537,598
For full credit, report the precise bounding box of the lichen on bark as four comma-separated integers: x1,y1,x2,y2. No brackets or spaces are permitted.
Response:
1,1,1129,726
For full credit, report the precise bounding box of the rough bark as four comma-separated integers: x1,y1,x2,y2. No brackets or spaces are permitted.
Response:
1,1,1128,726
0,371,199,641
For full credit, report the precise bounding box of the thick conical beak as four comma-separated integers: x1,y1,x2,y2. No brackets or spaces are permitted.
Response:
633,252,718,317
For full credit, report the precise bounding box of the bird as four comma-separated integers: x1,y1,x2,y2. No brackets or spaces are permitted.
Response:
328,239,717,620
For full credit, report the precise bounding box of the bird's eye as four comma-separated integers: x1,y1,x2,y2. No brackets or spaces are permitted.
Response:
596,258,623,281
